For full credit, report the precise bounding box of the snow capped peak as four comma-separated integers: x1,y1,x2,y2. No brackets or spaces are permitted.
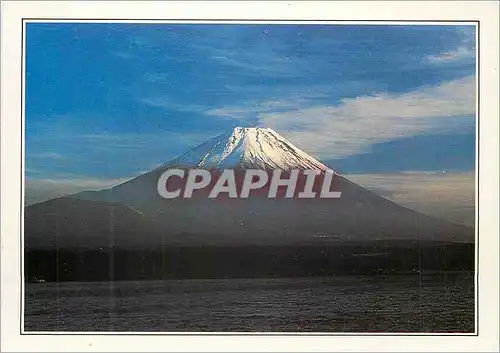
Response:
166,127,330,171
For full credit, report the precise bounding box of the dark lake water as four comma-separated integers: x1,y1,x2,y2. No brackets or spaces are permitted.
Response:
24,273,474,333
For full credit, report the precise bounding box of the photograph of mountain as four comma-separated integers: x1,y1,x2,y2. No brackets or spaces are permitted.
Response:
24,22,476,333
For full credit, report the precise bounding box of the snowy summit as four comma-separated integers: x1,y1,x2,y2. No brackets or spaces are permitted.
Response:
166,127,329,171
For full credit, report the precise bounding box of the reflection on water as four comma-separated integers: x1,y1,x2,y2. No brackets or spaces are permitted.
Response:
25,273,474,332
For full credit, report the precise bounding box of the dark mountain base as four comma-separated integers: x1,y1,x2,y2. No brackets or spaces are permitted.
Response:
25,241,474,282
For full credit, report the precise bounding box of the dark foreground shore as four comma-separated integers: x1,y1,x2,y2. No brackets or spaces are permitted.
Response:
25,241,474,282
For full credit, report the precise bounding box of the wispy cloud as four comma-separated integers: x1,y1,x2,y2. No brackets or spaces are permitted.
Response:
425,26,475,64
140,96,208,113
28,118,212,153
209,49,299,77
426,46,474,64
205,100,301,119
347,171,475,227
26,126,215,179
73,131,209,149
257,75,475,159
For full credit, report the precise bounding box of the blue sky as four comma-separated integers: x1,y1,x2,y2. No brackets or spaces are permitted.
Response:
25,23,477,224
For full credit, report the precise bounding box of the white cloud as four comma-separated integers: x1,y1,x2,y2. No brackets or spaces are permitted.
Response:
257,75,475,159
426,46,474,64
347,171,475,227
25,177,131,205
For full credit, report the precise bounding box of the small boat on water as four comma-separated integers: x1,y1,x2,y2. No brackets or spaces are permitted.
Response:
28,277,46,284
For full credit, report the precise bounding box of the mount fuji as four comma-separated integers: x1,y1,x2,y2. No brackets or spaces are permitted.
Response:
25,127,474,250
